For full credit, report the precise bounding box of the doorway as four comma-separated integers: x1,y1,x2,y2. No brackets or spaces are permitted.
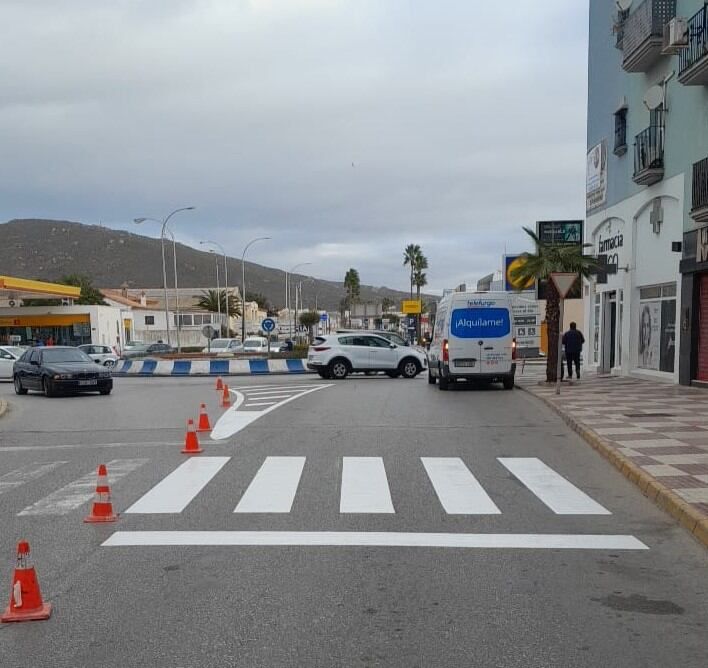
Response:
601,291,617,374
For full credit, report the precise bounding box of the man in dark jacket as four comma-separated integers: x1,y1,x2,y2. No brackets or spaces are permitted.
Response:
562,322,585,380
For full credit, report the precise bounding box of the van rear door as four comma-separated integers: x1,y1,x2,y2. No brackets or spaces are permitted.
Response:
449,297,513,374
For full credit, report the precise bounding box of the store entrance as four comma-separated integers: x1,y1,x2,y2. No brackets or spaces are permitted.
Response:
600,291,617,373
697,274,708,382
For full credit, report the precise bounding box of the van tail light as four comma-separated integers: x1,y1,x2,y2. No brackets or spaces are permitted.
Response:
442,339,449,363
313,346,331,352
512,337,517,360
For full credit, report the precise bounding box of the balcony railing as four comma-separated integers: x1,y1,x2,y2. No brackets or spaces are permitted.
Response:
633,125,665,186
678,4,708,85
691,157,708,222
621,0,676,72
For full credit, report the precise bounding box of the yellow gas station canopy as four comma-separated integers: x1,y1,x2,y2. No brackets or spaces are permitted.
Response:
0,276,81,301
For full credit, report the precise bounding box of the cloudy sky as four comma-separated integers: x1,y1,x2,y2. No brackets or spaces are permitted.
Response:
0,0,588,294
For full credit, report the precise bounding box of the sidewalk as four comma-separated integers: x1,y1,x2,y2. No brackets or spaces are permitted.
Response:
519,370,708,548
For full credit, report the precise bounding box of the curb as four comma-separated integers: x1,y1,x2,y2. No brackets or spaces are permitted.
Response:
112,370,315,378
0,399,7,419
519,384,708,550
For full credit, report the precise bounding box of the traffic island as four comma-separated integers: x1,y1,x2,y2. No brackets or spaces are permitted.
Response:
519,374,708,550
112,358,314,377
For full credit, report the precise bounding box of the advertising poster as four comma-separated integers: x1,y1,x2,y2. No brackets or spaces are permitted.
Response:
586,141,607,212
638,301,661,370
660,300,676,373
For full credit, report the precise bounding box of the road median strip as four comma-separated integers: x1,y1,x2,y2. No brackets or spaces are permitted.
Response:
519,381,708,550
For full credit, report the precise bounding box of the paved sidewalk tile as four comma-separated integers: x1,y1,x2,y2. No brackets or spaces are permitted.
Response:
522,372,708,543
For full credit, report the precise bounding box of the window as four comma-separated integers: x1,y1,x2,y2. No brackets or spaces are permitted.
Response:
365,336,389,348
638,283,676,373
144,315,155,325
0,350,12,360
338,336,355,346
614,108,627,155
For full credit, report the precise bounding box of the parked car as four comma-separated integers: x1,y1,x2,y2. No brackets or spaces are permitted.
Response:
123,340,145,351
427,291,516,390
122,342,175,359
13,346,113,397
242,337,269,353
77,344,119,367
307,333,427,380
202,338,242,354
0,346,25,380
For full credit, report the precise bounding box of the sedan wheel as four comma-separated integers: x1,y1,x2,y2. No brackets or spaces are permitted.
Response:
104,359,116,368
14,375,27,395
43,377,55,398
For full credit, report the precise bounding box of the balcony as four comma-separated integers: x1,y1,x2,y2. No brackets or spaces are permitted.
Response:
691,157,708,222
621,0,676,72
633,125,664,186
678,5,708,85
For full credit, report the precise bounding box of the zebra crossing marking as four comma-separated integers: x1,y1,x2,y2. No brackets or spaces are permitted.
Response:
498,457,611,515
234,457,306,513
18,459,149,516
102,531,648,550
125,457,230,514
0,462,68,495
340,457,395,514
421,457,501,515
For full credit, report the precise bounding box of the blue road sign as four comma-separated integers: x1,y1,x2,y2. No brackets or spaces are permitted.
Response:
320,313,328,321
261,318,276,332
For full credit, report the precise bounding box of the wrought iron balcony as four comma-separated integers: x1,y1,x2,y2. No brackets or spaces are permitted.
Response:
678,4,708,85
633,125,664,186
621,0,676,72
691,157,708,222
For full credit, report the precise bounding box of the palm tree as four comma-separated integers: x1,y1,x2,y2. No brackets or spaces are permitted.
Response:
510,227,597,382
413,268,428,341
343,268,360,327
197,289,241,317
299,310,321,343
403,244,422,300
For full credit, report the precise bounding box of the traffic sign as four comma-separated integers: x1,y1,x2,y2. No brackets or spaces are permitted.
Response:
261,318,276,333
550,273,579,299
402,300,422,314
320,313,328,321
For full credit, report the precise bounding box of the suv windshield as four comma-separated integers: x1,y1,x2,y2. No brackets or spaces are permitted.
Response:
41,349,92,363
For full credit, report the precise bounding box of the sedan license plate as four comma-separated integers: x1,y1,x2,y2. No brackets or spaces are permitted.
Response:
454,360,476,368
78,379,98,386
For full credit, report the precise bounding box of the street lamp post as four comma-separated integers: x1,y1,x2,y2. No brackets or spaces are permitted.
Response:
286,262,312,339
241,237,271,342
200,240,230,337
133,206,195,351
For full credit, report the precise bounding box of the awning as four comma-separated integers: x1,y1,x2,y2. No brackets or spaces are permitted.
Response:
0,276,81,301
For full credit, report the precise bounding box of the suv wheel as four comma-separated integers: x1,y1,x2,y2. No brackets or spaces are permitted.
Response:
399,358,420,379
14,375,27,395
328,359,350,380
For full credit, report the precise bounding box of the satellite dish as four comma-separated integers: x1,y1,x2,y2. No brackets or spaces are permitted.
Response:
644,85,664,110
616,0,632,11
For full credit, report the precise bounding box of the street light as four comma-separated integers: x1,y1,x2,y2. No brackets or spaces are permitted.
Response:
133,206,195,351
200,240,230,337
241,237,271,341
208,250,221,329
286,262,312,339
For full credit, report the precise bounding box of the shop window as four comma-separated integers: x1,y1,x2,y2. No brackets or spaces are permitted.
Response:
144,315,155,326
593,294,601,364
638,283,676,373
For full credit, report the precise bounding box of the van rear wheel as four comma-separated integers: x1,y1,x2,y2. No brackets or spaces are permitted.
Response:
438,374,450,391
503,376,514,390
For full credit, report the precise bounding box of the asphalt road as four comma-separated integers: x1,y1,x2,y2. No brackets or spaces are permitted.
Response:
0,374,706,667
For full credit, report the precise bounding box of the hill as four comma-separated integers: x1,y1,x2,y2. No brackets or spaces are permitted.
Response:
0,219,429,311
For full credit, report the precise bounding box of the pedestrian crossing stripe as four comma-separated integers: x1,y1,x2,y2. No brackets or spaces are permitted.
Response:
9,456,612,518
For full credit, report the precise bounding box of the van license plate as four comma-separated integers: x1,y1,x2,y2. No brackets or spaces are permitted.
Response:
454,360,476,367
78,379,97,386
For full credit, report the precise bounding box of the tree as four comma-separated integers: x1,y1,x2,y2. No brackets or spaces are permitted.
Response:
413,268,428,341
381,297,395,313
299,310,321,343
510,227,597,383
403,244,422,300
197,289,241,317
23,274,108,306
404,245,428,340
245,292,272,311
343,268,360,327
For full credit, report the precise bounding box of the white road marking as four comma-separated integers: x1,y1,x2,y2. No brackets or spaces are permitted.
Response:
102,531,648,550
498,458,611,515
0,462,68,495
242,394,294,400
244,402,278,407
234,457,306,513
18,459,148,516
0,442,181,453
243,390,306,397
421,457,501,514
125,457,230,514
211,384,332,440
340,457,395,514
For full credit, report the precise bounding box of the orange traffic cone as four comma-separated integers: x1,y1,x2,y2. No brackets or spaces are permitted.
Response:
181,419,203,454
1,541,52,623
84,464,118,523
221,384,231,409
197,403,211,433
215,376,223,391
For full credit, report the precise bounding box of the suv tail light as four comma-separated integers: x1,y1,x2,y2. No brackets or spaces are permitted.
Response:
313,346,331,352
442,339,449,363
511,337,517,360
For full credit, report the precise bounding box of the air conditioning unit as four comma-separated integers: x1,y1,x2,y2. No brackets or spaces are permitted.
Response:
662,17,688,54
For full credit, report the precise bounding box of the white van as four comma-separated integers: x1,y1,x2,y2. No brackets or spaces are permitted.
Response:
427,291,517,390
